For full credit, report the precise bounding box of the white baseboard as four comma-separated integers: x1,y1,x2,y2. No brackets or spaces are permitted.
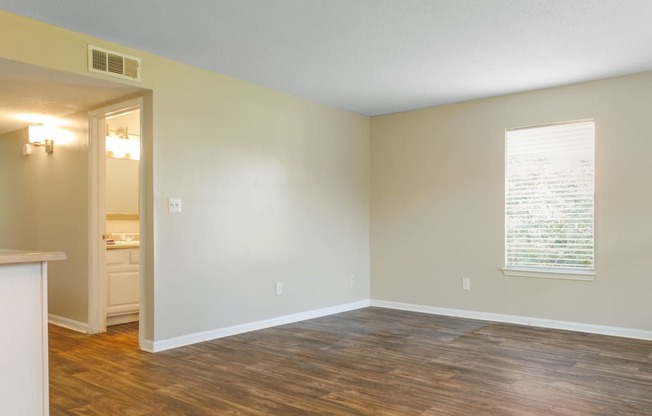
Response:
142,298,652,353
371,300,652,341
107,313,139,326
150,299,371,353
48,314,89,333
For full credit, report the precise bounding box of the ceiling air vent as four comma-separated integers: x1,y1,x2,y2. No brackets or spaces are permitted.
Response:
88,45,141,82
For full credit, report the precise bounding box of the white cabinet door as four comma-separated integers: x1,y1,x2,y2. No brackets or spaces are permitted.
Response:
106,248,139,324
108,270,139,306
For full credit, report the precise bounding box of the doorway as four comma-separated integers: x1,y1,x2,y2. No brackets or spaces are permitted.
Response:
88,98,144,341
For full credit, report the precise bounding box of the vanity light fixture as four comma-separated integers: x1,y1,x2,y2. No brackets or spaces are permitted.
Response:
27,124,54,154
106,126,140,160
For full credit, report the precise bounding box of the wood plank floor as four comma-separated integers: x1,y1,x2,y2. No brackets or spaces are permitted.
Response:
49,308,652,415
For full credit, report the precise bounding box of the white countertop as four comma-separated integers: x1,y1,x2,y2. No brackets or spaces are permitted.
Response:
106,241,140,250
0,249,67,265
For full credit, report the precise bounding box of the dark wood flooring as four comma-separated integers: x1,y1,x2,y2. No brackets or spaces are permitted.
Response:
49,307,652,415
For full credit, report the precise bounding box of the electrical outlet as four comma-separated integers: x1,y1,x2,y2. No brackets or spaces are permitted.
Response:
462,278,471,291
275,281,283,295
350,274,356,285
168,197,182,213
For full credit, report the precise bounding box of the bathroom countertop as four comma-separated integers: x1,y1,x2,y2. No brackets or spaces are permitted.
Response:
0,249,67,265
106,241,140,250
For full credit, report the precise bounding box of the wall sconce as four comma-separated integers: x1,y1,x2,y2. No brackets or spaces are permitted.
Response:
25,124,55,154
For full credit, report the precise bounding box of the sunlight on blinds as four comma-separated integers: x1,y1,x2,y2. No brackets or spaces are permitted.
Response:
505,121,595,270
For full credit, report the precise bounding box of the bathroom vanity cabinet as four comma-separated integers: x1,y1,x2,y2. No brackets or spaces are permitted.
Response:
106,247,140,325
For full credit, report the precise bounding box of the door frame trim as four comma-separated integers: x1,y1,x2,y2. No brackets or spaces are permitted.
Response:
88,97,144,335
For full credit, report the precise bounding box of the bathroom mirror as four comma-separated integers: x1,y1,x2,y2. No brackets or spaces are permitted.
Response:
106,157,139,218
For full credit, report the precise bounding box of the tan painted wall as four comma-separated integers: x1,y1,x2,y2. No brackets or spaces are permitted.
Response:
36,114,90,323
0,129,36,249
0,116,89,323
371,71,652,331
0,11,370,342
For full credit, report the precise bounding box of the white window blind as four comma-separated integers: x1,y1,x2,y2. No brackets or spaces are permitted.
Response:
505,120,594,271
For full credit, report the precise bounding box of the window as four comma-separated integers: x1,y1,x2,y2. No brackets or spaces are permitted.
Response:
504,120,595,279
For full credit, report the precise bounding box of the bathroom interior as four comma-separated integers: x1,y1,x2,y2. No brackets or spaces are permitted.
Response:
104,109,141,326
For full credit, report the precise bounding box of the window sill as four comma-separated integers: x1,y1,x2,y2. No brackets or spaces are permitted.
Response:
501,267,595,282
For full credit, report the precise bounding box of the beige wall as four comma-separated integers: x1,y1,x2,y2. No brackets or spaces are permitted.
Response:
0,129,36,249
0,116,89,323
0,11,370,343
37,113,90,323
151,69,370,339
371,71,652,331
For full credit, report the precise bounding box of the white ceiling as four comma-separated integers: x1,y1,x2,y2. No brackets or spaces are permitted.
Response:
1,1,652,116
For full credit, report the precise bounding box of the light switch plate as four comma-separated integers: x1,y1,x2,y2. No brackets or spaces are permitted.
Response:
462,278,471,291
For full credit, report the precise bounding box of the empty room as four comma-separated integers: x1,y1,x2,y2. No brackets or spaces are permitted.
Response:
0,1,651,415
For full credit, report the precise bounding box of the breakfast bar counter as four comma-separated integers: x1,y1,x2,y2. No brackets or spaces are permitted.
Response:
0,249,66,416
0,249,66,264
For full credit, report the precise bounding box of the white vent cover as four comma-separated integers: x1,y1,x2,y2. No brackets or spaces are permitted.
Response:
88,45,141,82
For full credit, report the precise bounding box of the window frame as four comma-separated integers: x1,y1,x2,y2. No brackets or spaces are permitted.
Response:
502,120,596,282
